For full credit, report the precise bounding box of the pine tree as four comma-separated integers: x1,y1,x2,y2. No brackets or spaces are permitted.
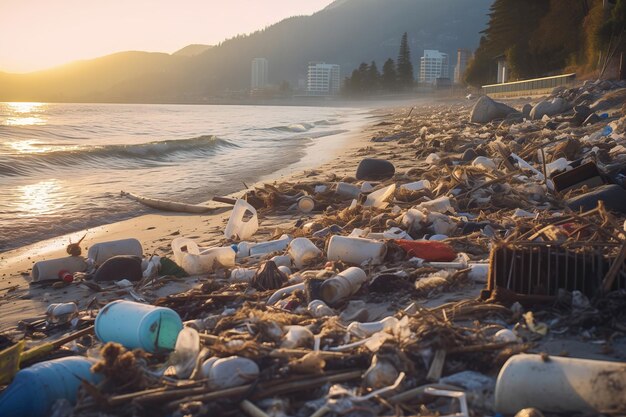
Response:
382,58,398,91
367,61,381,92
397,32,414,88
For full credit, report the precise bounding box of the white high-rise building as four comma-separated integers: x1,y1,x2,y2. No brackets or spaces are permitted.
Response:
419,50,449,84
306,62,340,96
251,58,268,90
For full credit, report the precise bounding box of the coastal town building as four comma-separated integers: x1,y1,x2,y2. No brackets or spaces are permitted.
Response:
454,48,471,84
419,49,449,85
306,62,340,96
251,58,269,90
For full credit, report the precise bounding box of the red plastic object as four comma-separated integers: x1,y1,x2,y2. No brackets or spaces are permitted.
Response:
394,240,456,262
58,270,74,283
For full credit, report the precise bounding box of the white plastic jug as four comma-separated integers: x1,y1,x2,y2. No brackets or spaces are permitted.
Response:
288,238,322,269
181,247,236,275
224,199,258,241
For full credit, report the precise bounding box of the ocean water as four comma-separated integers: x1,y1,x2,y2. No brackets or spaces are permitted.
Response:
0,102,368,252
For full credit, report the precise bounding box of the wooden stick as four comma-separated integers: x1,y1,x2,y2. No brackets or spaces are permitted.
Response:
310,406,331,417
426,350,446,382
269,348,347,359
602,239,626,293
165,370,362,409
240,400,271,417
212,196,238,205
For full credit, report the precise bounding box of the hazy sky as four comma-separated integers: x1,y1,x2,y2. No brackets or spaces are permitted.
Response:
0,0,336,73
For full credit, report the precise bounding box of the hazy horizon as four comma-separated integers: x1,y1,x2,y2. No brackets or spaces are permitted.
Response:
0,0,335,74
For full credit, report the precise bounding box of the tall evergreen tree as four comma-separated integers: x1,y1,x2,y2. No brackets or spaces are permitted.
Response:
382,58,398,91
397,32,414,88
367,61,381,91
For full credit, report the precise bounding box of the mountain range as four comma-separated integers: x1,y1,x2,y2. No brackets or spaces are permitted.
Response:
0,0,492,103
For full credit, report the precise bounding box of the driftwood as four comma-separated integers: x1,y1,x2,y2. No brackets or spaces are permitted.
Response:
120,191,215,214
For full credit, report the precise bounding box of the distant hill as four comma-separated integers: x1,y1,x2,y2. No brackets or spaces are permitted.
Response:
0,0,492,103
173,44,213,57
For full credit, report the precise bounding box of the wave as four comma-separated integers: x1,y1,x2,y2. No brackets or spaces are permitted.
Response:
0,135,236,177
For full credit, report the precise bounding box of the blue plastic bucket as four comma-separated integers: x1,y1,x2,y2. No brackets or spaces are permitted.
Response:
95,300,183,352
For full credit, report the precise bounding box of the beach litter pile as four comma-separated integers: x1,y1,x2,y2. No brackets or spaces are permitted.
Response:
1,80,626,417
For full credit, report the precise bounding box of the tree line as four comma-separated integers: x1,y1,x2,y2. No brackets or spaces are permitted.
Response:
342,32,414,96
465,0,626,86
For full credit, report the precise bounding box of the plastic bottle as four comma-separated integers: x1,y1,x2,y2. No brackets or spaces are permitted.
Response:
46,302,78,324
0,356,101,417
415,196,454,214
230,267,257,282
87,238,143,266
250,235,292,257
94,300,183,352
585,125,613,143
31,256,87,282
319,267,368,306
297,196,315,213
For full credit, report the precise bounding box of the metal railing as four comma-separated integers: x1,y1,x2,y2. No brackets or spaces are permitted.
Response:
482,73,577,97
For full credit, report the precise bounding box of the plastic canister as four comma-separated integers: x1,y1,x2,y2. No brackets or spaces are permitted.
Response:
288,238,322,269
495,354,626,414
0,356,101,417
94,300,183,352
319,266,368,306
327,235,386,265
31,256,87,282
87,238,143,266
335,182,361,199
201,356,259,390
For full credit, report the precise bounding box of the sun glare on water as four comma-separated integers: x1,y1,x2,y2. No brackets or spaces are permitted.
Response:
17,180,64,216
3,102,47,126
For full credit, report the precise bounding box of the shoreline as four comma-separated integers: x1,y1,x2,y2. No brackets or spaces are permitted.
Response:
0,100,414,330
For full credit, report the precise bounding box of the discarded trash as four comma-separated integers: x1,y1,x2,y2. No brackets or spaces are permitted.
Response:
320,267,368,306
297,196,315,213
224,199,259,240
31,256,87,282
201,356,259,390
93,255,143,281
46,302,78,324
94,300,183,352
327,236,386,265
394,240,456,262
495,354,626,414
288,237,322,269
87,238,143,266
335,182,361,199
0,356,101,417
364,184,396,208
281,325,314,348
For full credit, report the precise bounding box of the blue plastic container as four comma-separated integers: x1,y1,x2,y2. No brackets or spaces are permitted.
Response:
94,300,183,352
0,356,101,417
